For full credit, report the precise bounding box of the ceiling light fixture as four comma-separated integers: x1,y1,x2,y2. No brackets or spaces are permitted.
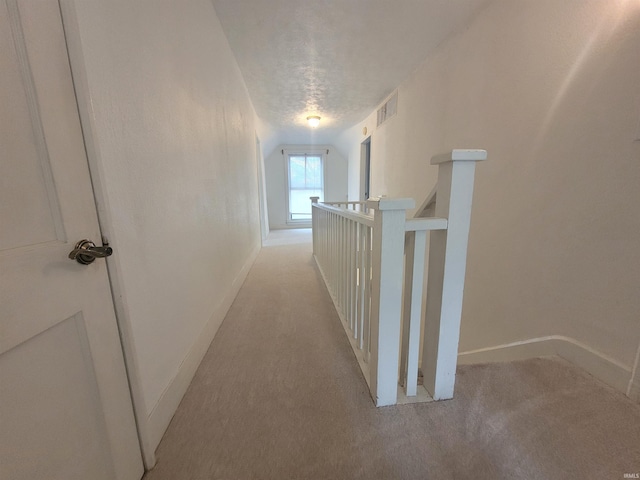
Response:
306,115,321,128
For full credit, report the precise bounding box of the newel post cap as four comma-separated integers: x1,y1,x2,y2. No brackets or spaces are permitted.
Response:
431,149,487,165
310,196,320,203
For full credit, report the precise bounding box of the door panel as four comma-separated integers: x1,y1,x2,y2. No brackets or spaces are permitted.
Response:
2,314,113,480
0,0,63,250
0,1,143,479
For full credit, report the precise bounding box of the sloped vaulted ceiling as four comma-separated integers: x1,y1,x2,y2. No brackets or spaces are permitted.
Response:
211,0,490,146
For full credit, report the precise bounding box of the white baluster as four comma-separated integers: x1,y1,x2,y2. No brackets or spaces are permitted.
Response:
401,230,428,397
363,225,371,362
350,220,357,338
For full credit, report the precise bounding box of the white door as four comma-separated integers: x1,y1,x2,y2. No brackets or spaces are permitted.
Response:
0,1,143,479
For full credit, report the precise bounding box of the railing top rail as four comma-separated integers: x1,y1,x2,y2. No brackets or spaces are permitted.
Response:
324,201,367,205
415,184,437,219
313,202,374,227
431,149,487,165
405,217,448,232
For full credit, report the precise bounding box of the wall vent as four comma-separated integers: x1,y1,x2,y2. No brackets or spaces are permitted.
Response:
377,92,398,127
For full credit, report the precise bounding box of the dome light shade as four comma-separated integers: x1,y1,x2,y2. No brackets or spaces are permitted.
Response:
306,115,321,128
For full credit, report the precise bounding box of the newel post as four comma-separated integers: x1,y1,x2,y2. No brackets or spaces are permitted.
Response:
422,149,487,400
310,196,320,255
367,197,415,406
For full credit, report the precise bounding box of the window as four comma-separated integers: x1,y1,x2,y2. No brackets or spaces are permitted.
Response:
287,153,323,222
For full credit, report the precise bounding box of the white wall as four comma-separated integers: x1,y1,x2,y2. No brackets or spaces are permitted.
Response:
67,0,261,461
342,0,640,397
265,145,348,229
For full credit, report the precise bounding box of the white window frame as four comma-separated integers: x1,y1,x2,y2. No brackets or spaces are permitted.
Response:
284,147,327,225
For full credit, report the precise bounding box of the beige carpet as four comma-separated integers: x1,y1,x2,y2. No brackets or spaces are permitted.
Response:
144,232,640,480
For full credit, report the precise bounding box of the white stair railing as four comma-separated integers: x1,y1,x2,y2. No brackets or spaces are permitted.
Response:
311,149,486,406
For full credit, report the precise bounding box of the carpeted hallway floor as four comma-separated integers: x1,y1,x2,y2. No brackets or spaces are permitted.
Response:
143,229,640,480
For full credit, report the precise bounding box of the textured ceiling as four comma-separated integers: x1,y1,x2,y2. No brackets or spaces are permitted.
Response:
211,0,490,146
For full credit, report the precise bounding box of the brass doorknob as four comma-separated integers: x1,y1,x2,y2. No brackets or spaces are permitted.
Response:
68,239,113,265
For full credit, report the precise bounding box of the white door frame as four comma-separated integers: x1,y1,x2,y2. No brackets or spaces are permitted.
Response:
256,135,269,243
360,136,371,201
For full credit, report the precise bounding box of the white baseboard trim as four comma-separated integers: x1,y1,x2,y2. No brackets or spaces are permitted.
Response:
270,223,312,230
628,378,640,402
627,342,640,401
458,335,634,398
458,337,557,364
145,245,261,457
